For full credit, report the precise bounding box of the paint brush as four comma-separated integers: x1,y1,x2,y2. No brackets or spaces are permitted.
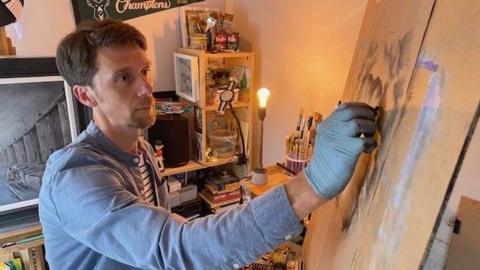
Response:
295,108,304,138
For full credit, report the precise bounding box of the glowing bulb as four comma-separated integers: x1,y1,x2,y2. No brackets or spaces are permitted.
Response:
257,88,271,108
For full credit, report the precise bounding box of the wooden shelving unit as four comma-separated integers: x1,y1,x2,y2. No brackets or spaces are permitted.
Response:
162,156,238,176
177,48,255,173
204,101,249,111
0,223,46,270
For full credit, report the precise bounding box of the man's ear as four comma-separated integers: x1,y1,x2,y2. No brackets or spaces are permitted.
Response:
72,85,98,108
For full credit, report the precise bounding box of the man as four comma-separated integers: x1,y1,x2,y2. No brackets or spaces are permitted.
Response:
39,19,377,270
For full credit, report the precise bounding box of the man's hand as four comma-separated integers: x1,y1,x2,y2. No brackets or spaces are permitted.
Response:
304,102,378,200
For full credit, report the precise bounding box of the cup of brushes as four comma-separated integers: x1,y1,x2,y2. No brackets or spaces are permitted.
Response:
284,110,321,174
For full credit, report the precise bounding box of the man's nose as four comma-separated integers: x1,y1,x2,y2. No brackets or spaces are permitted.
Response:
137,75,153,96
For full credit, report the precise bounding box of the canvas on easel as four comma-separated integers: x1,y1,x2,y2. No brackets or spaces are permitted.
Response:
303,0,480,269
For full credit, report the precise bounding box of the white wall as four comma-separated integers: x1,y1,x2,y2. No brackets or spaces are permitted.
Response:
232,0,368,166
5,0,225,92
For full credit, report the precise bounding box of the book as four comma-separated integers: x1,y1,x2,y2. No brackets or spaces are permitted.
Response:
205,181,240,194
211,201,240,214
199,189,241,209
200,188,241,204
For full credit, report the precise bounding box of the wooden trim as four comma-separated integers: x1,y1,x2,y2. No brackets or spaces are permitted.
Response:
0,27,9,55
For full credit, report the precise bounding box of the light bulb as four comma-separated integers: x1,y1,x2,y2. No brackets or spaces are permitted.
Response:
257,88,271,108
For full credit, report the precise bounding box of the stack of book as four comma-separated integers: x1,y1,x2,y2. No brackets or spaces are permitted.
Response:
199,173,241,213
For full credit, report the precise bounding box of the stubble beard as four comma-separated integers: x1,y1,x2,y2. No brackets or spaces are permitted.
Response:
130,95,156,129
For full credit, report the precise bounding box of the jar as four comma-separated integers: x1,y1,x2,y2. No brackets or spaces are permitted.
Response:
206,72,215,88
214,70,230,87
208,129,237,158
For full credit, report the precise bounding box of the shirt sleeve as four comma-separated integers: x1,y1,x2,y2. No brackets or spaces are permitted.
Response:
51,165,303,270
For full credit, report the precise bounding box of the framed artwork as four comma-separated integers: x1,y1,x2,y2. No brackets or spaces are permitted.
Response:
0,58,80,216
179,6,220,48
174,53,199,102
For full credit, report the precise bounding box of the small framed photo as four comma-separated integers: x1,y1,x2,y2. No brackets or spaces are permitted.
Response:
174,53,199,102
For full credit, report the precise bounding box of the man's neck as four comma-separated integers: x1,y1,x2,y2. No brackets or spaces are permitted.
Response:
93,118,140,155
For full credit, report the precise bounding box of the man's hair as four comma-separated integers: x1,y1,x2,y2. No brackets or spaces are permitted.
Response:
56,18,147,87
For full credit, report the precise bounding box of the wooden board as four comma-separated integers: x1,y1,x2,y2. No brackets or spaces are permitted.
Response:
445,197,480,269
240,172,290,197
0,27,9,55
303,0,480,269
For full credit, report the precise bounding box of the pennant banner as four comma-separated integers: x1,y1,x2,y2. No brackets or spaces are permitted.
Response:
71,0,205,23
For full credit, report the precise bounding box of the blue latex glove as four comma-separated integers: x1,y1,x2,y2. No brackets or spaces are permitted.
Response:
304,102,378,199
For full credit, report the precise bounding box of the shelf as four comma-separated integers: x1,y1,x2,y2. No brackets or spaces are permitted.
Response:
204,101,249,111
162,156,238,176
176,48,254,170
240,172,291,197
205,51,253,59
0,223,43,253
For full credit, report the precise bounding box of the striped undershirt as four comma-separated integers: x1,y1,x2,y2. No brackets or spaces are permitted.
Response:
137,151,156,205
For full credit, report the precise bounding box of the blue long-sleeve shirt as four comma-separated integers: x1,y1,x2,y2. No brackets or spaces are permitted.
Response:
39,121,303,270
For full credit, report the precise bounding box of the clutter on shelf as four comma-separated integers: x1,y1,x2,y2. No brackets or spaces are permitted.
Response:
180,8,240,52
155,101,194,115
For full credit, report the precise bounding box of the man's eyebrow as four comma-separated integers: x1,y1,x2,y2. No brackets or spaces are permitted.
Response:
112,67,132,76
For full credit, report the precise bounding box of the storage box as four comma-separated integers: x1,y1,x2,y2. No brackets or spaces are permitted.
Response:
169,191,181,207
180,185,198,203
167,179,182,193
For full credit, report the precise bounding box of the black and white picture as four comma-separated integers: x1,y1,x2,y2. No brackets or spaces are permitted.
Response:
174,53,199,102
0,76,78,214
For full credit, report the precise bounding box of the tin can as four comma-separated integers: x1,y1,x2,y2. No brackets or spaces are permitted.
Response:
227,32,240,51
214,31,228,51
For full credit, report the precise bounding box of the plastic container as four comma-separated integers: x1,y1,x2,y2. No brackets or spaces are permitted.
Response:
209,129,237,158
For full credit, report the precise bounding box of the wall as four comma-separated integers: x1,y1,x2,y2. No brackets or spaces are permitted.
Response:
5,0,225,92
231,0,368,166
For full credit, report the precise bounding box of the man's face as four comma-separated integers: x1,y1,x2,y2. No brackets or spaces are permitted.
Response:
90,45,156,129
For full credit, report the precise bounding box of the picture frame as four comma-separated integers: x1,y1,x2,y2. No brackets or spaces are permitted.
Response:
174,53,199,102
179,6,220,48
0,58,80,216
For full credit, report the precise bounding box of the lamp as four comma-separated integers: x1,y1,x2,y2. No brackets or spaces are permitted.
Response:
251,88,270,185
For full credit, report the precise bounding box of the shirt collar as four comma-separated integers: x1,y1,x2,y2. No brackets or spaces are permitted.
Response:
86,121,141,167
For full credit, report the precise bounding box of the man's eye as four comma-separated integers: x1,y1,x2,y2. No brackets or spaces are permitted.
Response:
116,73,130,82
142,68,150,76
